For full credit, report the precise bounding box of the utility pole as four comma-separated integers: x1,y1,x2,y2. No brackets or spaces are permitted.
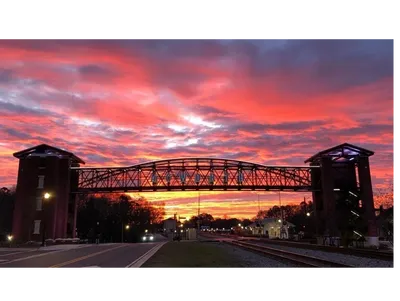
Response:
257,194,262,238
197,191,200,231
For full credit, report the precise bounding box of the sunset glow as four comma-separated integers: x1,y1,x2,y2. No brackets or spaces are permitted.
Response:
0,40,393,219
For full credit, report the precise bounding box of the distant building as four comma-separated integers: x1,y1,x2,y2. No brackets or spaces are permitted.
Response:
186,228,197,240
248,218,295,239
163,218,176,233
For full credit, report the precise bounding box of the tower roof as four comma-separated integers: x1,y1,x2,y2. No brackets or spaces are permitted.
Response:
304,143,374,164
13,144,85,164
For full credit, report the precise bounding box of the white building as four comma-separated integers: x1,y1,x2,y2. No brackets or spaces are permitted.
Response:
186,228,197,240
248,218,295,239
163,218,177,234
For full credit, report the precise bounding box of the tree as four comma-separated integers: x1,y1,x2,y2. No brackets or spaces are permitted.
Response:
256,210,269,220
0,186,16,238
76,193,165,243
210,218,239,229
374,184,393,209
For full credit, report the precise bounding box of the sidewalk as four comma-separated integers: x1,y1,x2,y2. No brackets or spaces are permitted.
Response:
37,244,91,251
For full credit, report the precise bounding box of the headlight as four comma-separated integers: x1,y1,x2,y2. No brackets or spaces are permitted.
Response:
150,236,154,240
142,237,146,240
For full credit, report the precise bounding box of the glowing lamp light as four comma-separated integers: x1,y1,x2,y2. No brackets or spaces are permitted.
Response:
125,225,130,230
278,219,282,223
238,223,241,227
145,229,148,233
306,212,311,217
44,192,51,199
7,235,13,241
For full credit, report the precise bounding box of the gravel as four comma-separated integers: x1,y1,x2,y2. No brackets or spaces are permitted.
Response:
249,242,393,267
217,242,298,267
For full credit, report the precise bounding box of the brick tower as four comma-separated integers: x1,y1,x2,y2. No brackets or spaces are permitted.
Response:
305,143,378,247
12,144,84,242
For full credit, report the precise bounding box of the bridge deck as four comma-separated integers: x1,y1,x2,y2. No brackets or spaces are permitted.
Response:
70,158,319,193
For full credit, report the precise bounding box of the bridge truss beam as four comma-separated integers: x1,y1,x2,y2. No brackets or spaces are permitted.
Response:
71,158,319,193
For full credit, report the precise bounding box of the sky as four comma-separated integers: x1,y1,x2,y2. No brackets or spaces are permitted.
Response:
0,40,393,219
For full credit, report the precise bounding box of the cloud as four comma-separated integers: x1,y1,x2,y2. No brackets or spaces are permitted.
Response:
0,68,14,84
0,40,393,218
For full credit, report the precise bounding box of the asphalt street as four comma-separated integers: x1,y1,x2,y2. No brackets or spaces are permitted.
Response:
0,235,167,268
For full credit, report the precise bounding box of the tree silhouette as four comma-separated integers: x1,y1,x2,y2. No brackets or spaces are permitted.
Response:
0,186,15,239
76,193,165,242
374,183,393,209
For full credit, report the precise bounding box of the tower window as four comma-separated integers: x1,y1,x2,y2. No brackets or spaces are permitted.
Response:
38,175,45,189
33,220,41,234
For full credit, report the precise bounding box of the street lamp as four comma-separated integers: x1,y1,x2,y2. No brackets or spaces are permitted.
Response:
121,224,130,243
238,223,241,227
7,234,13,247
41,192,51,247
306,212,311,217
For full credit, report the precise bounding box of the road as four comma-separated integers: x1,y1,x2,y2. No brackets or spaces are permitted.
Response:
0,235,167,268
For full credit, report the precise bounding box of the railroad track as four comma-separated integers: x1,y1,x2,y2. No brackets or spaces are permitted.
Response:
242,238,393,261
227,240,354,267
204,233,392,262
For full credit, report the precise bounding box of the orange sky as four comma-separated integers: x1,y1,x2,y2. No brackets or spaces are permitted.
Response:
0,40,393,219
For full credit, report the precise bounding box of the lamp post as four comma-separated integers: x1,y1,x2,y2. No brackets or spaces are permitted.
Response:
41,192,51,247
278,191,283,239
122,224,130,243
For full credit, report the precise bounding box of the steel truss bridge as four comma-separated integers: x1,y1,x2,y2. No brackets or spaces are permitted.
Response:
71,158,319,193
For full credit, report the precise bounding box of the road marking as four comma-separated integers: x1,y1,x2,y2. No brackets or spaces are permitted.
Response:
0,251,28,257
0,249,66,265
0,248,43,257
51,244,127,268
126,242,167,268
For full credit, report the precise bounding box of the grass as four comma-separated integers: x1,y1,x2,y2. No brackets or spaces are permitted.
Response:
142,241,247,267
